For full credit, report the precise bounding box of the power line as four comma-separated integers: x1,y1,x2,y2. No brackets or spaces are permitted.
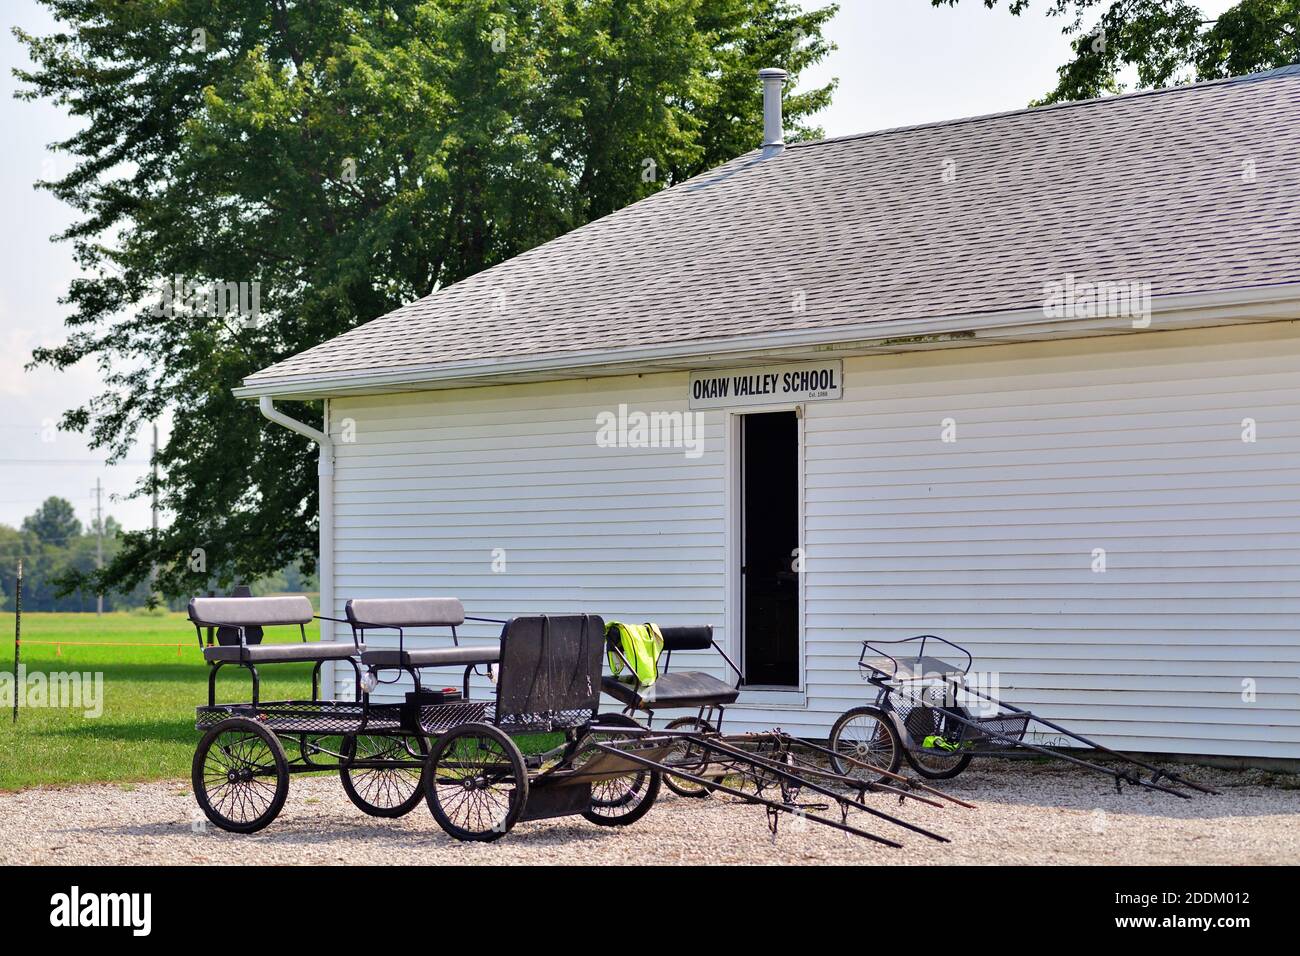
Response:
0,460,150,468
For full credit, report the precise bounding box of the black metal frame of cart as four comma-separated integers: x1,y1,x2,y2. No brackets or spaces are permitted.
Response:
599,624,747,797
827,634,1219,798
189,598,674,840
598,623,976,838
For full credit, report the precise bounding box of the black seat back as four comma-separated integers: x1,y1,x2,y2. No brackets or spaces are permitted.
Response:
660,625,712,651
496,615,604,730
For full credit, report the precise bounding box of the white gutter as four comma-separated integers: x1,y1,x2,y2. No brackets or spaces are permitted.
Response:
233,282,1300,400
258,396,337,698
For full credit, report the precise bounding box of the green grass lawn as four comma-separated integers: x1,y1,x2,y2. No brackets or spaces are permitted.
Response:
0,611,324,790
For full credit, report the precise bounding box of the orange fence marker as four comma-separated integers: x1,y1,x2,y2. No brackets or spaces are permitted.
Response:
18,641,203,652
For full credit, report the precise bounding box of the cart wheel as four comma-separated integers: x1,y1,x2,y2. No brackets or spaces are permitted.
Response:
902,698,973,780
905,745,972,780
829,706,902,783
663,716,722,798
192,717,290,834
424,723,528,842
573,713,661,827
340,734,429,818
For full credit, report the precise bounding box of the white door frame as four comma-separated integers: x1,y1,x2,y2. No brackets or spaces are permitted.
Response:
723,404,808,708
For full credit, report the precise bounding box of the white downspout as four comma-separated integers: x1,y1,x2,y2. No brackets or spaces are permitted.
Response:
258,395,337,698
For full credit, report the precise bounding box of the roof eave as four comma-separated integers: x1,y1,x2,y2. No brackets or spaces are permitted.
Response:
233,282,1300,401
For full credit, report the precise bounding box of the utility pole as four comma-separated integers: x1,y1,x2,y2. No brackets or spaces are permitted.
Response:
13,559,21,724
92,477,103,615
150,423,159,603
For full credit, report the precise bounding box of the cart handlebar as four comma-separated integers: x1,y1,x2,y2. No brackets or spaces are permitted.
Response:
858,634,973,682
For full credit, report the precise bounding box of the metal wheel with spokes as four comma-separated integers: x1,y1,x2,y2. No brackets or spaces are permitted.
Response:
192,717,290,834
828,706,903,784
340,733,429,818
424,723,528,842
901,689,973,780
570,713,661,827
662,716,722,797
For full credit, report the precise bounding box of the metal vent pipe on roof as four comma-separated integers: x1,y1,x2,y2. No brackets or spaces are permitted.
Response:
759,67,788,152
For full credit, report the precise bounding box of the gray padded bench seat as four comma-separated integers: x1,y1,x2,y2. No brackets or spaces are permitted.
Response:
204,642,364,664
346,597,497,674
189,593,365,706
188,595,362,663
189,595,315,627
361,645,500,669
345,597,465,628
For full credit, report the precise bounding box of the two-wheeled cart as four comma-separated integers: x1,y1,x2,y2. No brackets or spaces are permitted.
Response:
828,634,1218,798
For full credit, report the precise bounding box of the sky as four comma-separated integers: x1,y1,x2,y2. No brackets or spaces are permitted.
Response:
0,0,1238,534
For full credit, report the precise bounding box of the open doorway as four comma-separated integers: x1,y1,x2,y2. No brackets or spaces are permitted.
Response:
739,411,800,687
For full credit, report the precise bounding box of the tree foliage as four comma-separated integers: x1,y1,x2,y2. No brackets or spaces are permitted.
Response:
1,497,146,611
15,0,837,599
20,496,82,545
931,0,1299,102
0,497,315,611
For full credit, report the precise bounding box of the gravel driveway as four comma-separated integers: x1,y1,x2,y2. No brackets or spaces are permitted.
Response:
3,760,1297,865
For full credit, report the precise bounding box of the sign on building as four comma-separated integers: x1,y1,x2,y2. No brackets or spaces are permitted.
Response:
689,361,843,410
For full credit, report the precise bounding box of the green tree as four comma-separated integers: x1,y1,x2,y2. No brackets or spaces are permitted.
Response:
20,497,82,546
931,1,1300,102
16,0,836,600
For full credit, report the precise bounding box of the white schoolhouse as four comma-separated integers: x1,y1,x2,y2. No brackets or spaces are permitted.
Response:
239,66,1300,761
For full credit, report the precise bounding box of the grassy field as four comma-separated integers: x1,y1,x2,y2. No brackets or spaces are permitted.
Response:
0,611,323,790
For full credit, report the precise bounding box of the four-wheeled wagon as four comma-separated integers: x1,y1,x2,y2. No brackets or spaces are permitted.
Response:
188,597,671,840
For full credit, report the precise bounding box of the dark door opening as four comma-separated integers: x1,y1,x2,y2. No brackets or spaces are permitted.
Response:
740,411,799,688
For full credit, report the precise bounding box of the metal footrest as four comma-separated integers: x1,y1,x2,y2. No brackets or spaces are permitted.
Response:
195,700,404,735
418,700,489,733
959,712,1031,749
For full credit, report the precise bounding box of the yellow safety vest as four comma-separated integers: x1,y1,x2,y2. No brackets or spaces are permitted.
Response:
606,621,665,686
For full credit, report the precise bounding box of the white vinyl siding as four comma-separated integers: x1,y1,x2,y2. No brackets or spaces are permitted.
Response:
330,321,1300,759
328,375,729,704
804,321,1300,759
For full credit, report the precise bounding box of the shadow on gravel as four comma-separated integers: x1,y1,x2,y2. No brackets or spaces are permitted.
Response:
73,816,611,850
912,758,1300,820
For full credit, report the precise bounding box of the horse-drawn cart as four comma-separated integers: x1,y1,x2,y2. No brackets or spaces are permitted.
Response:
189,597,669,839
828,634,1217,798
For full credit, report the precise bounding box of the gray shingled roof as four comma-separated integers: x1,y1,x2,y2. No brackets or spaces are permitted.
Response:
245,65,1300,391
